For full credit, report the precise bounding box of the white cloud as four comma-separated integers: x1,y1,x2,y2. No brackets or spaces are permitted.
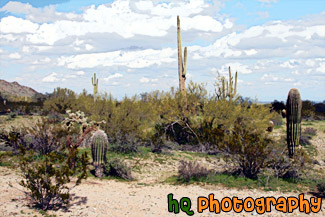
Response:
104,73,124,81
0,0,224,45
219,63,253,75
76,70,85,75
258,0,278,3
139,77,150,83
42,72,60,82
0,16,39,33
139,77,158,83
8,52,21,59
316,62,325,73
58,48,176,69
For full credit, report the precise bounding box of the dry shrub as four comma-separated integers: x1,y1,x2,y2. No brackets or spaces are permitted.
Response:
303,127,317,136
178,160,210,182
104,158,133,180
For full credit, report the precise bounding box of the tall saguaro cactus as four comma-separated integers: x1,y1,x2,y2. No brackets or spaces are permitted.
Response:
91,73,98,102
177,16,187,94
286,88,302,157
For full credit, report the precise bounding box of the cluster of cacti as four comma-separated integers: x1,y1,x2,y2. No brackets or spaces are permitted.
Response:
286,88,302,157
90,130,108,168
91,72,99,102
216,66,238,101
177,16,187,94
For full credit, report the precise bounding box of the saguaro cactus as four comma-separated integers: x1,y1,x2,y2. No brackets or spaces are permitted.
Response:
216,66,238,101
177,16,187,94
286,88,302,157
91,73,98,102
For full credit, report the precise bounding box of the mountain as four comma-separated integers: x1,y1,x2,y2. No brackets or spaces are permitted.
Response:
0,79,42,102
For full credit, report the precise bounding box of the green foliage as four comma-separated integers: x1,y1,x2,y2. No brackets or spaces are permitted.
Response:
219,117,274,179
18,144,88,210
301,100,315,119
286,88,302,157
43,88,77,114
104,158,133,180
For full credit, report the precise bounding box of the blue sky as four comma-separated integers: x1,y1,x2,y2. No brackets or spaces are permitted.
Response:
0,0,324,101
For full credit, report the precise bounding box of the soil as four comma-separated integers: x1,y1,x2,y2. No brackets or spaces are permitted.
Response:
0,118,324,217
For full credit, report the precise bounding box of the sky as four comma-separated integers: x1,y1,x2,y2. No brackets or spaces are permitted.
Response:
0,0,324,102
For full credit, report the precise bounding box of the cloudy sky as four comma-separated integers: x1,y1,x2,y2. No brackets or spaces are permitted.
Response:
0,0,324,101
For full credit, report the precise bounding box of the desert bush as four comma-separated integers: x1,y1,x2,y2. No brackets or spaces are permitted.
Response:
300,135,312,146
47,112,65,124
303,127,317,136
302,100,316,119
317,181,325,197
218,116,273,179
271,100,285,113
104,158,133,180
178,160,210,182
267,143,312,180
18,145,88,210
0,126,27,153
43,88,77,114
26,118,66,155
271,113,283,126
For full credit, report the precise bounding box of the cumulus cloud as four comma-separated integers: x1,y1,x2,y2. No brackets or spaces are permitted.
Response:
139,77,158,83
0,0,225,46
0,16,39,33
58,48,176,69
8,52,21,59
218,63,253,75
42,72,60,82
104,73,124,81
0,1,80,23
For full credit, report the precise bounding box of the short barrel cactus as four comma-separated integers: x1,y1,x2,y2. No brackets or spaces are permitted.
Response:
90,130,108,176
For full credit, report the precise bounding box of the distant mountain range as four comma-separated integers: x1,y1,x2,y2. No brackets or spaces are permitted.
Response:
0,79,43,102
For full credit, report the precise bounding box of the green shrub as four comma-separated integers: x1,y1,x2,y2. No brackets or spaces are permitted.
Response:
219,117,273,179
43,88,77,114
18,145,88,210
104,158,133,180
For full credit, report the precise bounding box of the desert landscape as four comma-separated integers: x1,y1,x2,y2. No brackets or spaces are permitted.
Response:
1,0,324,216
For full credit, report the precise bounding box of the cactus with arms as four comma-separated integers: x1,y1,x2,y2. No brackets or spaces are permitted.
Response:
286,88,302,157
91,73,98,102
90,130,108,177
177,16,187,94
216,66,238,102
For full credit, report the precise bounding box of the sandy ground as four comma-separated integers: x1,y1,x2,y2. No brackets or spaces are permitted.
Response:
0,119,324,217
0,166,324,217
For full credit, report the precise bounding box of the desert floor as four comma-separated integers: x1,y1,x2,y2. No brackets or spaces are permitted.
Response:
0,117,324,217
